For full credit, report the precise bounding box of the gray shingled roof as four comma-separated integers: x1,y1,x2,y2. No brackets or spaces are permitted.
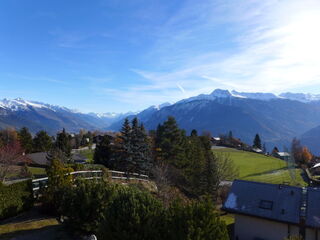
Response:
306,188,320,228
26,152,49,166
223,180,302,224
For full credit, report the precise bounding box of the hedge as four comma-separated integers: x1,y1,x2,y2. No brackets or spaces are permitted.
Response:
0,180,34,220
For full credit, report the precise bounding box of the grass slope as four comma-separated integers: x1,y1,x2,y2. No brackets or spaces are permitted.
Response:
213,147,307,186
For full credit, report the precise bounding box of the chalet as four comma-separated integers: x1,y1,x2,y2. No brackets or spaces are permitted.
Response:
223,180,320,240
211,137,221,146
272,151,291,161
252,148,263,154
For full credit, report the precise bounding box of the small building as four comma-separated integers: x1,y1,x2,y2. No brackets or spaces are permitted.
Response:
223,180,320,240
252,148,263,154
211,137,221,146
272,151,291,161
27,152,50,166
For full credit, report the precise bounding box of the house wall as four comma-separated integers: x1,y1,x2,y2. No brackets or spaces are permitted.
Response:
234,215,299,240
306,228,320,240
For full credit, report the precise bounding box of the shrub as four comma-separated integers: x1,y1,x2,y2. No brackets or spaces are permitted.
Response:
166,198,229,240
98,187,165,240
0,180,33,220
40,159,73,214
59,179,117,234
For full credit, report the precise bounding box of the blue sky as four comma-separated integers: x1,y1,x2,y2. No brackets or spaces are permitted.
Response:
1,0,320,113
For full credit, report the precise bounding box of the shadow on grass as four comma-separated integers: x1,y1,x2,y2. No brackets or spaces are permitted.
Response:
0,224,73,240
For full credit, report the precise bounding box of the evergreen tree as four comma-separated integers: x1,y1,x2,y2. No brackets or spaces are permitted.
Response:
33,130,52,152
253,133,262,149
131,120,152,174
18,127,33,153
155,116,187,168
94,135,112,167
184,135,205,196
46,147,69,164
199,135,218,199
117,118,152,174
55,128,72,160
228,130,233,139
118,118,133,172
190,129,198,137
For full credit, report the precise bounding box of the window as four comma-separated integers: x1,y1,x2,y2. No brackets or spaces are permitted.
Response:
259,200,273,210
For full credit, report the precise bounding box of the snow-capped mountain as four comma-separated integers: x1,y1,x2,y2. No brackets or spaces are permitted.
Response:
108,89,320,152
177,89,320,104
0,98,79,113
0,98,126,134
279,92,320,103
231,90,278,101
2,89,320,154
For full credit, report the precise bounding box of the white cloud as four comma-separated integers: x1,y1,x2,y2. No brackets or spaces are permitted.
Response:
96,0,320,109
131,0,320,99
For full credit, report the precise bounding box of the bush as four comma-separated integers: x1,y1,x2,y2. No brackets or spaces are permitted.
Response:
49,179,228,240
40,159,73,214
98,187,165,240
166,198,229,240
0,180,33,220
59,179,117,234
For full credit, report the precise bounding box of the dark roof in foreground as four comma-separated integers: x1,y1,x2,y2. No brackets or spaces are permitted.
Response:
223,180,302,225
306,188,320,228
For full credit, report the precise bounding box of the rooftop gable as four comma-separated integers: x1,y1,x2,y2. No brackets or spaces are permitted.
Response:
223,180,302,224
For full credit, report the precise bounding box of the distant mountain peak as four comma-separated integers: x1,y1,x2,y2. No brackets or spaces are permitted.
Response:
210,89,232,98
231,90,278,100
279,92,320,103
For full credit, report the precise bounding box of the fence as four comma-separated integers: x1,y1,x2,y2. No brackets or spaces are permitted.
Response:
31,170,149,192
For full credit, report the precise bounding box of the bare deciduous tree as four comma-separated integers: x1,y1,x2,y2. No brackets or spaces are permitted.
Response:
0,141,28,182
215,152,239,184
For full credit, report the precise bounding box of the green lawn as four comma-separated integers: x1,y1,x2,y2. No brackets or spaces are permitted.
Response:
213,147,307,186
28,167,46,177
79,149,94,163
213,148,287,178
0,218,59,236
243,168,307,187
220,214,234,225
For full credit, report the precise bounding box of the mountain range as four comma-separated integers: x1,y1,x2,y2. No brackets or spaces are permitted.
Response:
1,90,320,154
0,98,130,135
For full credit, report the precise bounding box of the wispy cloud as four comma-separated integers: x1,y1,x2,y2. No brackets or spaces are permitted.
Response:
126,0,320,105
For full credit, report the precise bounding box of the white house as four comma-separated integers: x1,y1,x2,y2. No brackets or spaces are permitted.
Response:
223,180,320,240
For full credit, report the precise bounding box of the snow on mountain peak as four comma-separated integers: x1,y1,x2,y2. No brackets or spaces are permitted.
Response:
210,89,232,98
0,98,72,112
279,92,320,103
231,90,278,100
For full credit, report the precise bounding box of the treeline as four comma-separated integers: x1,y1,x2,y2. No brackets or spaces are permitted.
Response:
94,116,238,200
0,127,95,155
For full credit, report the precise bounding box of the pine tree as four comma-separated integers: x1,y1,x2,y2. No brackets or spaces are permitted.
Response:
228,130,233,139
190,129,198,137
155,116,187,168
94,135,112,167
18,127,33,153
136,123,152,174
33,130,52,152
119,118,133,172
199,136,218,199
253,133,262,149
55,128,72,161
184,135,205,196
